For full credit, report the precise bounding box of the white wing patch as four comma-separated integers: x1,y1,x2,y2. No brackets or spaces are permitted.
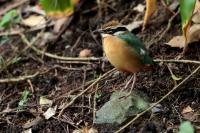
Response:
140,48,146,55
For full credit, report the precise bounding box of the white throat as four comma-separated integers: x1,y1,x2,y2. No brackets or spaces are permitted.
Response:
113,31,125,36
101,33,112,38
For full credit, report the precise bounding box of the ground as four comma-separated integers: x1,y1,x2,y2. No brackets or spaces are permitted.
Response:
0,0,200,133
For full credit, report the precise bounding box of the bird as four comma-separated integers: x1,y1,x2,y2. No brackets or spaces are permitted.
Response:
98,21,155,91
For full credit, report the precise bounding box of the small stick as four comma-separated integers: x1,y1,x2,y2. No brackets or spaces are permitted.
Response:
154,59,200,64
58,68,116,118
0,72,39,83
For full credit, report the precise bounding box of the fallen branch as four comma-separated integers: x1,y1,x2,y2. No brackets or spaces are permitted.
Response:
20,33,101,62
116,65,200,132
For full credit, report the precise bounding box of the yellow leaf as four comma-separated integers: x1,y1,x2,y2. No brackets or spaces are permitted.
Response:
171,73,182,81
142,0,157,31
71,0,79,5
47,9,74,18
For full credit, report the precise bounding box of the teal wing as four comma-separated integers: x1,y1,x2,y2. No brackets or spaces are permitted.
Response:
118,32,154,65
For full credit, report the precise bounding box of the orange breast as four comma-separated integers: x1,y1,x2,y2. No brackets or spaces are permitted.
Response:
103,36,144,73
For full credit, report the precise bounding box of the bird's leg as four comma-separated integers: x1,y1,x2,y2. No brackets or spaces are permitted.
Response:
129,73,137,94
124,73,137,97
123,75,134,90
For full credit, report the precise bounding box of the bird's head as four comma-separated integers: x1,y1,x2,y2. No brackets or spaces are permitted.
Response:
97,20,129,38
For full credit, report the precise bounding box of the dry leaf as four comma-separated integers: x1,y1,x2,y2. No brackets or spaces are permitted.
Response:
181,106,194,114
133,4,145,13
126,20,143,31
166,36,186,48
73,127,98,133
79,49,92,57
142,0,157,31
192,10,200,23
193,0,200,13
167,24,200,48
22,15,46,27
192,0,200,24
43,107,57,119
53,17,68,33
88,128,98,133
188,24,200,42
23,128,32,133
39,96,53,106
182,111,199,122
23,116,43,129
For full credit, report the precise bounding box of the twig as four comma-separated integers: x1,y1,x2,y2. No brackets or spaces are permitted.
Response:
20,33,101,61
161,0,176,15
158,10,179,41
0,32,40,73
0,72,39,83
53,117,79,129
55,79,96,101
116,66,200,132
70,32,86,52
154,59,200,64
58,68,116,118
147,10,179,48
166,64,177,86
58,60,94,65
93,84,98,124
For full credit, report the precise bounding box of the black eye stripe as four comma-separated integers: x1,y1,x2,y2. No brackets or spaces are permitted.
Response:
115,27,127,31
103,27,128,34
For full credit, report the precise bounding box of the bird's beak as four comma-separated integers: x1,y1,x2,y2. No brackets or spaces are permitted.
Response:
93,29,103,34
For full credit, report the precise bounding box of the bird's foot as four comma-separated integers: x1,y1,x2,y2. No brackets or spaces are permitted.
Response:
122,74,137,96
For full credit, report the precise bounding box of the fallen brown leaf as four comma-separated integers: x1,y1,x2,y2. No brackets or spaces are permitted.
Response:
53,17,68,33
133,4,145,13
167,0,200,49
166,36,186,48
181,106,194,114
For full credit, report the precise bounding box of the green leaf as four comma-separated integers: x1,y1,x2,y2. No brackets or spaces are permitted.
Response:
179,0,196,27
18,90,30,109
179,121,194,133
94,91,149,124
0,9,19,29
40,0,74,13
